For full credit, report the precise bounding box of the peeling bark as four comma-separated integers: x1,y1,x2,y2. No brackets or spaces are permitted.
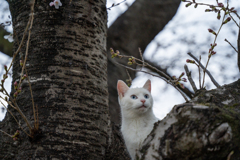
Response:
137,79,240,160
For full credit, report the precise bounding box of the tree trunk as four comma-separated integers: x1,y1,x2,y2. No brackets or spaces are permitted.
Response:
0,26,12,57
137,79,240,160
0,0,109,159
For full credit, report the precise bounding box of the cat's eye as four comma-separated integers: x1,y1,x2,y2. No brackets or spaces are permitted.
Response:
131,95,137,99
144,94,149,99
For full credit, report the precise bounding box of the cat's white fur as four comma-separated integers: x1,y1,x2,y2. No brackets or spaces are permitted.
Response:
117,79,158,160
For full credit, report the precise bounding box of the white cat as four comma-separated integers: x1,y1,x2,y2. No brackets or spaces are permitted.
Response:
117,79,158,160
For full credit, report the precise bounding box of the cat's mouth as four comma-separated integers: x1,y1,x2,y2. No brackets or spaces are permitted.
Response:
138,105,147,109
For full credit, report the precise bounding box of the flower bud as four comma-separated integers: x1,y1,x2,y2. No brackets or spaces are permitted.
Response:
128,62,132,65
20,60,23,67
223,17,231,24
110,48,116,58
18,87,22,93
3,74,8,79
21,74,27,80
217,11,221,20
182,78,187,82
4,65,7,71
218,3,224,7
116,50,120,55
185,2,192,7
180,72,185,78
211,51,216,55
110,48,114,54
180,83,185,89
14,92,18,98
186,59,195,63
230,7,235,11
14,81,18,90
208,28,217,35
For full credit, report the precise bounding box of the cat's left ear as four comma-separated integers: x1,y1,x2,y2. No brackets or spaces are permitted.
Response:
117,80,129,99
143,79,151,93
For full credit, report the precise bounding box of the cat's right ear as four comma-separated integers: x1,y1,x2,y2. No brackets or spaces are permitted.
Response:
143,79,151,93
117,80,129,99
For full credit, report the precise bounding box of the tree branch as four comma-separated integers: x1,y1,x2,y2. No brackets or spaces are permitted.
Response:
138,79,240,159
145,60,194,99
0,26,12,57
238,24,240,72
184,64,197,92
187,52,221,88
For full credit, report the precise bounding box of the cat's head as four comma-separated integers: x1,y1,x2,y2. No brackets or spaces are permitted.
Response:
117,79,153,116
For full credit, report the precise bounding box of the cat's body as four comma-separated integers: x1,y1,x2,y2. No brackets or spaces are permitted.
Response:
117,80,158,160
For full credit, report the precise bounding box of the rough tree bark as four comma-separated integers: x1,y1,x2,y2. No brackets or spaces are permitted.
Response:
137,79,240,160
0,0,109,159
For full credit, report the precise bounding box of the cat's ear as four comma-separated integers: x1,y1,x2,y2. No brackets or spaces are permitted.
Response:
117,80,129,99
143,79,151,92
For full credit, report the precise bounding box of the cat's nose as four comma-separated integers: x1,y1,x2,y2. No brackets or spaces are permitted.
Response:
141,99,146,104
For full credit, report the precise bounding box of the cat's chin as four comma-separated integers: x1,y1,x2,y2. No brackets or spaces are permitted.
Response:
137,105,148,112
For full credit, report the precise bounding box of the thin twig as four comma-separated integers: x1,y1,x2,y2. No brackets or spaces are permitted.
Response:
0,129,12,138
122,54,174,81
24,68,36,128
233,11,240,19
227,151,234,160
187,52,220,88
107,0,126,10
18,2,35,89
0,100,31,137
202,12,226,88
126,69,132,81
198,56,202,89
228,13,240,28
36,105,39,129
115,62,189,101
138,48,144,70
7,16,31,73
145,60,194,98
238,21,240,72
225,39,238,53
184,65,197,92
